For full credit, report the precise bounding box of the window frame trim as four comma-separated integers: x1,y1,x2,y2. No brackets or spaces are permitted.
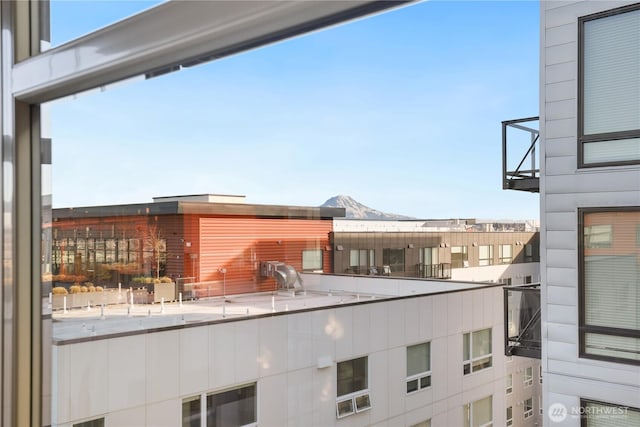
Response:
577,2,640,169
406,341,432,395
579,398,640,427
463,328,493,375
578,207,640,366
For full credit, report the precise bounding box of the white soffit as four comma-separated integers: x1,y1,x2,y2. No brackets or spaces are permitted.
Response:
13,0,415,104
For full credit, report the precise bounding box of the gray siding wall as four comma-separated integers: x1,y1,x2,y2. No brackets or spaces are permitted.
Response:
541,1,640,425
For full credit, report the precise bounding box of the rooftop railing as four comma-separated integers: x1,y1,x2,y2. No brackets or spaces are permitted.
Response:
502,116,539,193
504,283,541,359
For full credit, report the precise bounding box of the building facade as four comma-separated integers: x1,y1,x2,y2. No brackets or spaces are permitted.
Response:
537,1,640,425
51,195,343,296
52,276,541,427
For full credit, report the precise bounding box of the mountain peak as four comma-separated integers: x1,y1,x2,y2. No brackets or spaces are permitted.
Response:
320,195,413,220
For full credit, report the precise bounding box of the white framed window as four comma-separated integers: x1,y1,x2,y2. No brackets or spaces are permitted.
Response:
182,383,258,427
336,357,370,418
478,245,493,266
506,406,513,427
524,398,533,419
463,328,492,374
406,342,431,394
499,244,512,264
539,395,543,415
524,366,533,387
182,395,201,427
451,245,468,268
506,373,513,394
524,243,533,262
206,383,257,427
579,4,640,166
302,249,322,271
464,395,493,427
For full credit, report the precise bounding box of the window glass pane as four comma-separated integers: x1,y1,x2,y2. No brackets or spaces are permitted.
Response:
463,333,470,360
383,248,405,272
584,138,640,164
73,419,105,427
350,250,359,267
407,342,430,376
479,245,492,266
451,246,468,268
585,333,640,362
472,328,491,357
302,249,322,270
583,211,640,344
584,401,640,426
182,395,201,427
206,384,256,427
337,357,367,397
583,10,640,135
472,396,492,427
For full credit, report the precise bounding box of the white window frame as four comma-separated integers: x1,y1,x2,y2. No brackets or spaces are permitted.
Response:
478,245,493,266
464,396,493,427
302,248,322,271
524,398,533,419
506,373,513,394
506,406,513,427
336,357,371,419
539,365,543,384
406,342,431,394
499,244,512,264
524,366,533,387
463,328,493,375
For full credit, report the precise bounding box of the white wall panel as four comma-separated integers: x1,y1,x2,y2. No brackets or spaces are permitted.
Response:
546,42,576,65
546,22,576,46
545,61,576,84
546,99,575,120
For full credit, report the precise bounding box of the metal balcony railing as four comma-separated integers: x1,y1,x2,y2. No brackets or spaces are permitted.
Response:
504,284,541,359
417,263,451,279
502,116,539,193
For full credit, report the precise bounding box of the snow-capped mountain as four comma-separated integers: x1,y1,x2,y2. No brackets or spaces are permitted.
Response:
320,195,413,220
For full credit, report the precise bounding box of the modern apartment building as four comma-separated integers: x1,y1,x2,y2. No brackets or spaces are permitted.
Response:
51,274,540,427
502,1,640,425
50,194,343,295
331,219,540,284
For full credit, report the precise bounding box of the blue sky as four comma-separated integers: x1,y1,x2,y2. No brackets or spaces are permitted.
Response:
49,0,540,219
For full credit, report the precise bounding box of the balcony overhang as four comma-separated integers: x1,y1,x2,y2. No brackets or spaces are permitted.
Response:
504,284,541,359
502,117,539,193
13,0,415,104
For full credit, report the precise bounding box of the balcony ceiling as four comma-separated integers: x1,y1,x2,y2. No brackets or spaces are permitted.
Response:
13,0,415,103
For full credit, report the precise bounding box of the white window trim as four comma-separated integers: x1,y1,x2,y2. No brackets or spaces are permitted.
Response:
463,329,493,375
406,371,432,394
524,367,533,387
524,398,533,419
336,389,371,419
506,406,513,427
506,374,513,394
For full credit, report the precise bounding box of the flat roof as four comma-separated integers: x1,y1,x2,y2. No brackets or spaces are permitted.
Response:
50,275,500,345
53,201,345,220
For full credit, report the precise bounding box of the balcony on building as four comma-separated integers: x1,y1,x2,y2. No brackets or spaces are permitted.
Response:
502,116,539,193
417,262,452,279
504,283,541,359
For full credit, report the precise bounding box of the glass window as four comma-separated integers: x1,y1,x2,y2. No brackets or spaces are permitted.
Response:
410,421,431,427
383,248,405,272
580,209,640,364
302,249,322,271
206,383,256,427
524,366,533,386
73,419,105,427
506,373,512,394
524,243,533,262
499,244,512,264
182,395,201,427
463,328,492,375
464,396,493,427
506,406,513,426
406,342,431,393
524,398,533,419
336,357,370,418
451,246,468,269
580,5,640,166
585,224,612,248
479,245,493,266
582,399,640,426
